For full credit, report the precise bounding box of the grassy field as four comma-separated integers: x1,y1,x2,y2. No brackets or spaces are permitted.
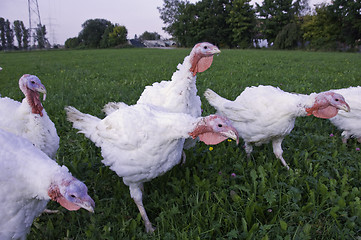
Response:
0,48,361,239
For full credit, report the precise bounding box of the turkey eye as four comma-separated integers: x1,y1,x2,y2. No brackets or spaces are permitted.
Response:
218,124,222,127
335,99,339,101
70,194,76,198
204,46,208,49
31,81,35,84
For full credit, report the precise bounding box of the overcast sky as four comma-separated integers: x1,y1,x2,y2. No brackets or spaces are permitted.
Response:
0,0,330,45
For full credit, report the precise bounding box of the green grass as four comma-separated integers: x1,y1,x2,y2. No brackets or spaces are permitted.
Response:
1,48,361,239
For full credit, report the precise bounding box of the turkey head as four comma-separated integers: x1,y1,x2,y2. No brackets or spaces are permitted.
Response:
189,115,239,145
306,91,350,119
189,42,221,76
19,74,47,116
48,176,95,212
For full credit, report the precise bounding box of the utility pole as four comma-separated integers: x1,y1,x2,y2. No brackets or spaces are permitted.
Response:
28,0,46,48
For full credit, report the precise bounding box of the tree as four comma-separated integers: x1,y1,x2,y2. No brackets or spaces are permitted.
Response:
256,0,310,48
301,0,360,50
227,0,256,48
293,0,311,17
301,3,339,50
256,0,294,45
99,24,113,48
13,20,23,49
78,19,112,48
0,18,5,49
108,25,128,46
158,0,193,45
99,24,128,48
159,0,234,47
328,0,361,47
171,2,198,46
139,31,161,40
5,19,14,49
0,18,28,50
194,0,234,47
35,24,47,49
21,22,29,49
66,19,127,48
65,37,80,48
158,0,186,37
274,22,299,49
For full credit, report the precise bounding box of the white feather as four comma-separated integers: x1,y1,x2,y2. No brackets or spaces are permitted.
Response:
329,86,361,142
204,85,349,169
135,56,201,117
103,55,201,118
0,76,59,159
67,87,238,232
205,85,315,144
0,129,71,240
66,104,197,184
83,42,221,232
102,43,220,153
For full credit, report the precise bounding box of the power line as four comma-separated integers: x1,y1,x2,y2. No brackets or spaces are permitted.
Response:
45,17,58,45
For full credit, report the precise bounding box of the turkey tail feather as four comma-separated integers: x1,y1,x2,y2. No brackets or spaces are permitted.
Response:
65,106,100,140
204,89,229,109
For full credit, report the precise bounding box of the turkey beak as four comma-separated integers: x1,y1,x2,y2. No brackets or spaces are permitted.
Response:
78,195,95,213
223,129,239,145
210,47,221,55
36,84,47,101
339,102,350,112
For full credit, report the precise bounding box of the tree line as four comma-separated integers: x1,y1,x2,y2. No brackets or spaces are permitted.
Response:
0,16,160,50
65,19,128,49
0,17,49,50
64,19,162,49
158,0,361,50
2,0,359,51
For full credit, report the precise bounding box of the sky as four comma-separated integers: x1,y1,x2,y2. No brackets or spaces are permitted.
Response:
0,0,331,45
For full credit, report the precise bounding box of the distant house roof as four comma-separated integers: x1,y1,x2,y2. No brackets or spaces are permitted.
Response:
129,39,177,48
143,40,166,48
128,39,146,47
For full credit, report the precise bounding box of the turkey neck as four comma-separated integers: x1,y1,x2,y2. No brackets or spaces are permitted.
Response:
174,55,197,88
153,111,199,140
189,51,202,76
25,88,44,116
295,93,319,117
167,55,201,117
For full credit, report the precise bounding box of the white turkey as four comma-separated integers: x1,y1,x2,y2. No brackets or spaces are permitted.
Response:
103,42,221,117
103,42,221,161
65,103,238,233
0,129,95,240
0,74,59,159
329,86,361,143
204,85,350,170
